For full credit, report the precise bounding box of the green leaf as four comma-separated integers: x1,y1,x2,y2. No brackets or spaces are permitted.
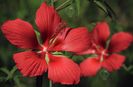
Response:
0,68,10,75
10,66,17,76
13,76,22,87
65,5,76,18
122,64,133,72
75,0,80,15
6,66,17,80
94,0,108,14
56,0,73,11
103,1,116,20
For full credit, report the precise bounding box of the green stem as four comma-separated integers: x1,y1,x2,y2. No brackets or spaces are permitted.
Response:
36,76,43,87
49,80,52,87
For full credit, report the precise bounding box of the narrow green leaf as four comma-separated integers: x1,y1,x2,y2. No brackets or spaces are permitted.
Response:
75,0,80,15
6,66,17,80
94,0,108,14
103,1,117,20
10,66,17,76
56,0,73,11
14,76,22,87
0,68,10,75
122,64,133,71
128,66,133,71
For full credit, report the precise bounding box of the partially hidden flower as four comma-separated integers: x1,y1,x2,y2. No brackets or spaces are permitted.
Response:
1,3,91,84
80,22,133,77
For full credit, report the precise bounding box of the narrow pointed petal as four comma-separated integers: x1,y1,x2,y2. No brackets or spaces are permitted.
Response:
102,54,125,72
35,3,62,41
53,27,91,53
80,58,101,77
48,53,80,84
13,51,47,77
92,22,110,47
108,32,133,53
1,19,40,49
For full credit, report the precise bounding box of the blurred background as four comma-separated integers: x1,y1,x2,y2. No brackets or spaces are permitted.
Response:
0,0,133,87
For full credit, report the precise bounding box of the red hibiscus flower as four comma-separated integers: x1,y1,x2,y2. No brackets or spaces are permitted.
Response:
1,3,91,84
80,22,133,77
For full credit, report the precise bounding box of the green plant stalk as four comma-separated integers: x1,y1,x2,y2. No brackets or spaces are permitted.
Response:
49,80,52,87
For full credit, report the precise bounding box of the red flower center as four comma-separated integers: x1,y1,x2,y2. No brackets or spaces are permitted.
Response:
94,46,108,62
42,46,47,52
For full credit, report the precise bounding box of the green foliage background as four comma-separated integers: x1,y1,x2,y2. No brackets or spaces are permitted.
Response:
0,0,133,87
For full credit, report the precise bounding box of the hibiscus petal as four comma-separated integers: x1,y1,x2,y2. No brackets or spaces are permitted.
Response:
1,19,40,49
108,32,133,53
55,27,91,53
77,49,96,55
35,3,62,41
13,51,47,77
102,54,125,72
80,58,101,77
48,53,80,84
48,28,71,51
92,21,110,47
